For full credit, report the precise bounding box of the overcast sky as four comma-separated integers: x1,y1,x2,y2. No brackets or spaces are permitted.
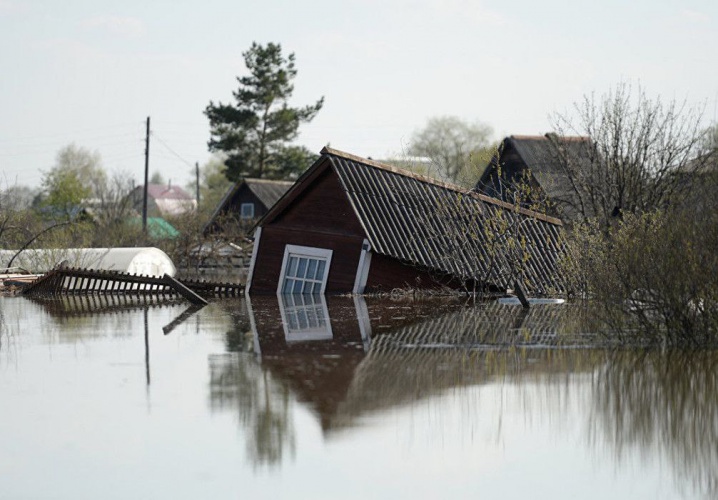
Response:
1,0,716,190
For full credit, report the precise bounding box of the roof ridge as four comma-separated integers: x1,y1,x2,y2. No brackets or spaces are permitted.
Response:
321,147,562,226
322,146,468,191
244,178,295,184
510,134,547,140
509,134,589,142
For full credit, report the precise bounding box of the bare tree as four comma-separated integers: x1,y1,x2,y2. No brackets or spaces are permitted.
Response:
91,171,136,225
552,83,709,227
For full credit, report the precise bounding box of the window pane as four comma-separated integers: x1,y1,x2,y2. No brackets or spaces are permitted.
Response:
306,307,318,327
240,203,254,219
297,258,308,278
316,260,326,280
297,309,308,329
281,249,330,296
306,259,318,280
316,306,326,327
287,257,298,278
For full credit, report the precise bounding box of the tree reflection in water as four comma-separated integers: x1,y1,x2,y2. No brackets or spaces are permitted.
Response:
209,352,295,468
590,350,718,498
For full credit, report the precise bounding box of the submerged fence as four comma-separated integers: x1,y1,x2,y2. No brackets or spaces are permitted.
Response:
21,266,244,305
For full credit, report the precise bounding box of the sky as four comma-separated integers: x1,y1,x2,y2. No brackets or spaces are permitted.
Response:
1,0,716,191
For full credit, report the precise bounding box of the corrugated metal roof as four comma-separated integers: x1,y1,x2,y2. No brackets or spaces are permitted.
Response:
476,135,594,222
244,178,294,208
322,148,566,294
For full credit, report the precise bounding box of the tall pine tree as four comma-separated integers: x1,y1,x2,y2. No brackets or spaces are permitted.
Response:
205,42,324,181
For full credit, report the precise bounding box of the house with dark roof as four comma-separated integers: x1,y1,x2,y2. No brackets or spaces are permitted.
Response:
204,178,294,234
128,183,197,218
246,147,565,296
474,134,594,223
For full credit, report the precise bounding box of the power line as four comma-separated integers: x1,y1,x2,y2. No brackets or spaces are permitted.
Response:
150,131,196,169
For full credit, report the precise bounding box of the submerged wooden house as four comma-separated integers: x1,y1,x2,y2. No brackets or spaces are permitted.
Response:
204,178,294,234
246,147,565,296
474,134,594,223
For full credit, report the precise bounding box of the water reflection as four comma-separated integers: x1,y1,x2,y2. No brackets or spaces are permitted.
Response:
224,296,600,452
209,353,295,468
231,295,718,496
3,293,717,498
590,350,718,498
274,297,600,429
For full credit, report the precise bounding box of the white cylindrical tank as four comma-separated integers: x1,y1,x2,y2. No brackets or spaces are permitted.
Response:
0,248,176,277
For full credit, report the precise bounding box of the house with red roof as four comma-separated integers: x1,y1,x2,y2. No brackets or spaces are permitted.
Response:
128,183,197,218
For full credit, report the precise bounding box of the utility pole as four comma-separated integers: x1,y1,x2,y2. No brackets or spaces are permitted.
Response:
195,161,200,211
142,117,150,232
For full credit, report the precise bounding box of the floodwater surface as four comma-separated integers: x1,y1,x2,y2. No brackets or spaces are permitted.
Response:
0,295,716,499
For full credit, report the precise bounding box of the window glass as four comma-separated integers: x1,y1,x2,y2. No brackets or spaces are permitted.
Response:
278,245,332,296
240,203,255,219
287,257,298,278
306,259,317,280
278,293,333,343
297,258,307,279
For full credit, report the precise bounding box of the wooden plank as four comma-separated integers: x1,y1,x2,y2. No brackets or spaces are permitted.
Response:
161,274,208,305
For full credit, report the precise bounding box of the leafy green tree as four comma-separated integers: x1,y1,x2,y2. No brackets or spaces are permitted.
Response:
36,144,106,218
52,144,107,196
271,145,319,180
41,170,91,217
205,42,324,181
150,171,166,185
408,116,494,186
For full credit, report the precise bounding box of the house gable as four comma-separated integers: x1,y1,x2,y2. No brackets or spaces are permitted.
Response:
249,164,368,294
204,178,293,234
475,135,593,223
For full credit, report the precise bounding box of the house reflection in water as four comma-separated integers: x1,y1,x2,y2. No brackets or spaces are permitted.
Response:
240,294,598,433
210,297,718,495
241,295,372,433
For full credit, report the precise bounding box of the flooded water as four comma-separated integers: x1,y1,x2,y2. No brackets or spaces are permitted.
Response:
1,295,716,499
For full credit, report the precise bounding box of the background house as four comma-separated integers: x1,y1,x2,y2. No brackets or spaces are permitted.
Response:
474,134,593,223
204,178,294,234
128,183,197,218
247,147,565,296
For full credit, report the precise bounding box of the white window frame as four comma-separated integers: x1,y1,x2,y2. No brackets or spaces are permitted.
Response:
277,244,333,295
278,293,333,343
240,202,255,219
